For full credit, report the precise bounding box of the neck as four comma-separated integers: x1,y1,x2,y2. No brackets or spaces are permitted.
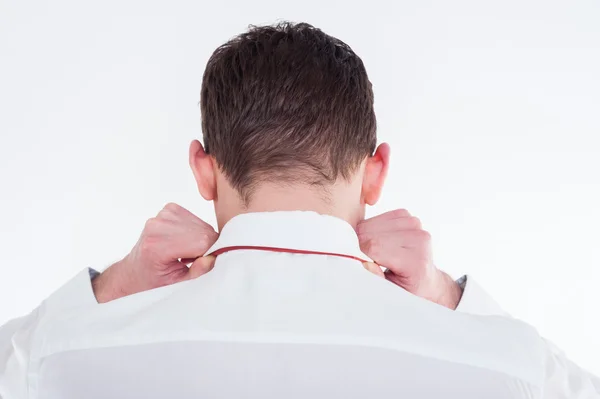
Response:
214,183,363,231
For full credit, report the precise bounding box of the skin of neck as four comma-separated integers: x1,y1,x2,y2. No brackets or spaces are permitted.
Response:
213,169,366,232
188,140,390,231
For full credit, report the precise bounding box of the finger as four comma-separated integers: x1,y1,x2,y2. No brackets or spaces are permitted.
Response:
186,256,216,280
360,234,390,265
357,216,422,236
171,204,216,231
362,261,385,278
360,209,411,226
157,203,185,220
356,209,411,232
167,228,219,260
359,233,409,267
360,230,430,255
155,216,218,260
157,203,214,231
384,269,408,287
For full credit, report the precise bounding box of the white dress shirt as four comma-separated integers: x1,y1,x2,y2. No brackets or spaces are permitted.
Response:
0,211,598,398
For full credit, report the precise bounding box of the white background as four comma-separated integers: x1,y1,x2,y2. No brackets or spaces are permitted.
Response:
1,0,599,375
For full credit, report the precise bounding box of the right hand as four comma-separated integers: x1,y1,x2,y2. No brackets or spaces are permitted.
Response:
357,209,462,309
92,203,219,303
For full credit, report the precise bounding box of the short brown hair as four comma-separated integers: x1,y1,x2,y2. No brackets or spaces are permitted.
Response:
201,22,376,203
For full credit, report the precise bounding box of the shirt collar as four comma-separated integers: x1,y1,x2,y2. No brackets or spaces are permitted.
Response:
205,211,371,263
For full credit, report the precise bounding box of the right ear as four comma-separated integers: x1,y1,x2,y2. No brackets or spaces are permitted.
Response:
189,140,217,201
361,143,390,206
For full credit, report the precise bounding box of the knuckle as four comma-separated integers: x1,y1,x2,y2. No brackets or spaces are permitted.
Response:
199,231,218,247
394,218,405,228
200,232,212,243
411,217,422,229
144,217,159,231
391,209,409,218
364,238,380,255
163,202,179,212
418,229,431,241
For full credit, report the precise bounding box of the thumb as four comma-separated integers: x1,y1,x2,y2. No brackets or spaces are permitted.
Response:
362,261,385,278
186,256,216,280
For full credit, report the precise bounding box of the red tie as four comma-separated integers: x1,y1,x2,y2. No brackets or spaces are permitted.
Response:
208,245,368,263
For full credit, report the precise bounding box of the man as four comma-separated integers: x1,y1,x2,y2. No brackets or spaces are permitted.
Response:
1,22,598,398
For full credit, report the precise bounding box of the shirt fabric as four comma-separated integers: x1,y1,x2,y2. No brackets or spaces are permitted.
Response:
0,211,598,398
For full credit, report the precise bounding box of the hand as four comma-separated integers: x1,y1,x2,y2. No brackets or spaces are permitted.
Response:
357,209,462,309
92,203,219,303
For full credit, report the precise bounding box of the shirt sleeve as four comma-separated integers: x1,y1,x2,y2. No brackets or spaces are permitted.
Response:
454,276,600,397
454,275,509,316
542,339,600,398
0,268,99,397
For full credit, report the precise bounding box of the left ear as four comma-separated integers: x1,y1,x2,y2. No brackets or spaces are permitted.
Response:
361,143,390,206
189,140,217,201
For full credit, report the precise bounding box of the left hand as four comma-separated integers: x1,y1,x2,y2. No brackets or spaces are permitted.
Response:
92,203,218,303
357,209,462,309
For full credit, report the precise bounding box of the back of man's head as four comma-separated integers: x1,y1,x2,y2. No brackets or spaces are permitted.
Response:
200,22,377,204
